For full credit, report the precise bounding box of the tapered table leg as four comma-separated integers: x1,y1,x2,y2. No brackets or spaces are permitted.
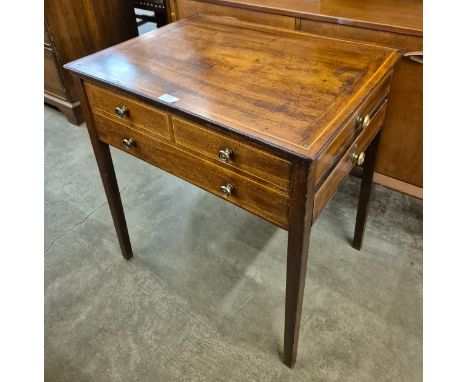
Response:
284,162,314,368
90,141,133,260
352,130,382,250
75,78,133,260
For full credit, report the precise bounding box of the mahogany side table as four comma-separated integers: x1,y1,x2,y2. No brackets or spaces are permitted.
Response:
65,15,401,367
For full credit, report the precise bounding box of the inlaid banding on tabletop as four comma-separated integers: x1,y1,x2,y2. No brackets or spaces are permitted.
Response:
66,14,401,159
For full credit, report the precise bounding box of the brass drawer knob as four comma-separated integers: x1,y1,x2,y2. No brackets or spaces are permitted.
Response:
115,106,129,118
220,183,234,197
356,114,371,129
218,148,234,163
122,138,135,150
351,147,365,166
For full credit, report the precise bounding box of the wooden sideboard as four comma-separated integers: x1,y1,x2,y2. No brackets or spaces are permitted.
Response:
44,0,138,125
167,0,423,196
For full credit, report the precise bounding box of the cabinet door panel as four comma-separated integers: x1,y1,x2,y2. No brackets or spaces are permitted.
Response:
44,47,67,100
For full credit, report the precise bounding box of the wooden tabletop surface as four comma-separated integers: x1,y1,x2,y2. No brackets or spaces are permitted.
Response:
65,15,401,159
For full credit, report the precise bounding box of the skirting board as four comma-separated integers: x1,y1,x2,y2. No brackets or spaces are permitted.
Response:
373,172,422,199
44,92,83,125
350,167,422,199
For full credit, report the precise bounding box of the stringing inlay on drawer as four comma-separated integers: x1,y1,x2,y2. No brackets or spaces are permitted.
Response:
172,117,291,190
315,74,391,184
84,82,171,140
313,100,388,221
93,112,290,228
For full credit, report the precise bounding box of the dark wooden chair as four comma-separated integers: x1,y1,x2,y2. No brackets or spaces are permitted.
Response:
132,0,169,28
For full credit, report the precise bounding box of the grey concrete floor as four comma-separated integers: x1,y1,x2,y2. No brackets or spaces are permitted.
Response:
44,105,422,381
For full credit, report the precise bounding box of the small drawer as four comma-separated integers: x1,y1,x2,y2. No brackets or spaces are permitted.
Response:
84,82,171,140
93,112,290,228
315,74,391,183
172,117,291,190
313,100,387,221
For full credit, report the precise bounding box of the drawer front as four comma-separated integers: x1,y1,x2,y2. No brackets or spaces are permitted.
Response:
313,100,387,221
172,117,291,190
44,47,67,99
299,19,422,50
84,82,171,140
315,74,390,184
176,0,296,29
93,111,290,228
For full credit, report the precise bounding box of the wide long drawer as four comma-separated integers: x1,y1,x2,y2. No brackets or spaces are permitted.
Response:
93,111,290,228
314,74,390,185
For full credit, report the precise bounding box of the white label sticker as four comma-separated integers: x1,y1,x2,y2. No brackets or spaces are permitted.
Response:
158,94,180,103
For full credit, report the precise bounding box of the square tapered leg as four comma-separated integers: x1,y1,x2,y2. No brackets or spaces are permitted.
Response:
284,162,314,368
75,78,133,260
353,131,382,250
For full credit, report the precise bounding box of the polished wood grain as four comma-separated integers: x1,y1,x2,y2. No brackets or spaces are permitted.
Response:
85,82,172,140
86,79,292,191
176,0,296,29
313,101,387,221
377,50,423,187
173,0,423,192
65,15,400,368
315,74,390,184
66,15,400,160
44,0,138,124
44,48,67,100
299,18,422,48
172,117,291,190
300,19,423,188
174,0,422,36
167,0,178,22
92,110,290,228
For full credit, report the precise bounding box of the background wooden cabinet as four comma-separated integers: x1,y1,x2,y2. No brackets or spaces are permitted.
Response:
44,0,138,124
168,0,423,196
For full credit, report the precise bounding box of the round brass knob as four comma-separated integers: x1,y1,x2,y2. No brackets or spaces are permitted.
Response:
362,114,371,129
220,183,234,197
115,106,129,118
218,148,234,163
351,149,365,166
356,114,371,129
122,138,135,150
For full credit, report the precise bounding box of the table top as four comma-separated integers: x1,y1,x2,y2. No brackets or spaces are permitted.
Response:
65,15,401,159
187,0,423,36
